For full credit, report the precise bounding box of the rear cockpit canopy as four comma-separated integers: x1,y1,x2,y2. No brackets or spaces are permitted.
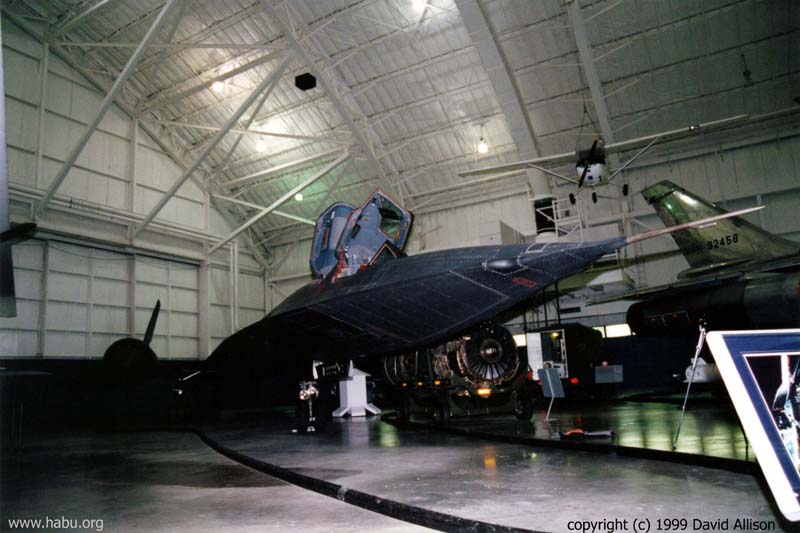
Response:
309,190,413,279
310,202,354,278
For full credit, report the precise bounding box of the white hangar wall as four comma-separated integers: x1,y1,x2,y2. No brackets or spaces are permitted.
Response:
0,20,267,359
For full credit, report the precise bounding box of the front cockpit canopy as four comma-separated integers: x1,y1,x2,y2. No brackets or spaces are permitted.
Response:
309,190,413,279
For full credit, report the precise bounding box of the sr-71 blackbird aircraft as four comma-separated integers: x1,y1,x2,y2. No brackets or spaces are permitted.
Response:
199,189,759,387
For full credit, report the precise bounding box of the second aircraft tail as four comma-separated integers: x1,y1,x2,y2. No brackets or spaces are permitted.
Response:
641,180,799,278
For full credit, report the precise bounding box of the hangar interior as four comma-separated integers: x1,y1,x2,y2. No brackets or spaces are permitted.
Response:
0,0,799,531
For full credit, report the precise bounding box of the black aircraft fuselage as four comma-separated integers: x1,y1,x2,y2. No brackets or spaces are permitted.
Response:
207,238,623,375
203,186,756,382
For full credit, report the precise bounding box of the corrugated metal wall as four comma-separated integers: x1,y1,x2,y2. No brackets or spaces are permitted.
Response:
0,21,267,359
0,236,268,359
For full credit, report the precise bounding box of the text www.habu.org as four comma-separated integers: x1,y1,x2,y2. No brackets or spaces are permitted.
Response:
7,516,104,531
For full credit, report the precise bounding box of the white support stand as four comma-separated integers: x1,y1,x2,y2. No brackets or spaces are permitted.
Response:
540,367,564,425
332,368,381,418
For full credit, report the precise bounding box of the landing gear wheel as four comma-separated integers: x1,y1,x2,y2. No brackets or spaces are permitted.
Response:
622,184,629,196
513,394,534,421
591,191,598,203
569,193,576,205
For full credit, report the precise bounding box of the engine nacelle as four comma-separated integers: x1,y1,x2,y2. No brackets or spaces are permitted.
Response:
382,322,520,388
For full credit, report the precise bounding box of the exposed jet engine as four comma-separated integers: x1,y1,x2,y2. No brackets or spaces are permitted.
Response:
453,322,519,385
382,322,519,389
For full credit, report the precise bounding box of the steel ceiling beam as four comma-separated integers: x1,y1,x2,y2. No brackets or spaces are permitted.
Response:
147,119,351,146
133,55,291,238
566,0,615,144
139,17,337,115
54,41,284,50
35,0,180,218
145,0,189,84
138,47,287,113
258,1,390,193
208,197,271,271
204,67,286,193
209,151,351,254
142,0,411,122
253,154,357,244
218,147,347,192
136,3,265,69
49,0,118,39
211,195,315,226
454,0,552,200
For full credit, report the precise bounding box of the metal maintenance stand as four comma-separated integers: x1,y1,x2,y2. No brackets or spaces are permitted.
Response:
333,366,381,418
297,380,320,432
295,360,328,433
540,367,565,423
673,321,708,450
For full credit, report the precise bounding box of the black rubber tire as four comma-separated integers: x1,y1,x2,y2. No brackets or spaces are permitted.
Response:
622,184,629,196
569,193,576,205
592,191,598,203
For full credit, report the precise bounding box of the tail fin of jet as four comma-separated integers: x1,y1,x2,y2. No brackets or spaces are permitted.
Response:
641,180,799,278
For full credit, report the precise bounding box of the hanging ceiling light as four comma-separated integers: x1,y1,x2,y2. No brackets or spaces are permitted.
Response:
255,139,267,152
211,80,225,92
477,123,489,154
294,192,304,202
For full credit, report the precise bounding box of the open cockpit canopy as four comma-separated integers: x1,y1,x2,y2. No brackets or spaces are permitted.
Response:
309,190,413,279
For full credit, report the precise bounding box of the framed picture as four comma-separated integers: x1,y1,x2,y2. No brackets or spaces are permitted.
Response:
707,329,800,521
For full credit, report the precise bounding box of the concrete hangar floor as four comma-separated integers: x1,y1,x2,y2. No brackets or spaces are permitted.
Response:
1,400,791,533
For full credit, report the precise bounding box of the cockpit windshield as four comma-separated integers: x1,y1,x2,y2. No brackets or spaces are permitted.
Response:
378,197,405,240
308,190,413,279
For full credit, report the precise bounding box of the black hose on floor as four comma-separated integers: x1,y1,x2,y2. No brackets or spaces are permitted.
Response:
188,427,546,533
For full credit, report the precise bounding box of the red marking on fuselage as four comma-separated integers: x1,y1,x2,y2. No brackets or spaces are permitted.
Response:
512,277,537,289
